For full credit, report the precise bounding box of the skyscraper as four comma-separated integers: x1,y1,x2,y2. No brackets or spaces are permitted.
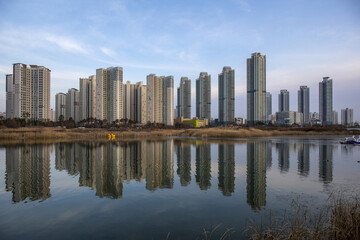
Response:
319,77,333,126
136,81,147,124
332,110,338,125
66,88,80,122
196,72,211,122
146,74,174,125
278,89,289,112
177,77,191,119
247,52,266,125
10,63,51,120
96,67,123,122
266,92,272,121
55,93,66,121
218,67,235,124
79,75,96,121
341,108,354,126
6,74,14,119
298,86,310,123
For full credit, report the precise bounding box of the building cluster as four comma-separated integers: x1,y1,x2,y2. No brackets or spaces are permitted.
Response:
4,55,356,126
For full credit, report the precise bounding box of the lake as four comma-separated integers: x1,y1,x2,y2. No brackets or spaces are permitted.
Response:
0,136,359,239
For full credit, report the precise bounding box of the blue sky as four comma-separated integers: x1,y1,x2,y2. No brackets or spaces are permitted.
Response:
0,0,359,121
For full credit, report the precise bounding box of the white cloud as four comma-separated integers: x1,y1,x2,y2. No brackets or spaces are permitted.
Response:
45,35,88,54
100,47,115,58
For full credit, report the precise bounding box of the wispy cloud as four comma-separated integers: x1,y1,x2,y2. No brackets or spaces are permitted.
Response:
100,47,115,58
45,35,88,54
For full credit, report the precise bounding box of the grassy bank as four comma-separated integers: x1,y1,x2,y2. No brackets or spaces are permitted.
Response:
0,126,359,143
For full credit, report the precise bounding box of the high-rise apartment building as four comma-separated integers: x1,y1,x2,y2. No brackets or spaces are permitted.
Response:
278,89,289,112
247,52,266,125
196,72,211,122
332,111,338,125
218,67,235,124
341,108,354,126
66,88,79,122
298,86,310,123
10,63,51,120
55,93,66,121
136,81,147,124
177,77,191,119
123,81,147,123
146,74,174,125
6,74,14,119
319,77,333,126
266,92,272,121
79,75,96,121
96,67,123,122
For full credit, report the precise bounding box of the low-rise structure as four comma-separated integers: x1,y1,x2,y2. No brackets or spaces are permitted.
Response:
276,111,303,126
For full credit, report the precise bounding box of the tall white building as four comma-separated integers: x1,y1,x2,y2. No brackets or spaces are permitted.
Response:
298,86,310,123
278,89,289,112
332,110,338,125
196,72,211,122
319,77,333,126
341,108,354,126
177,77,191,119
55,93,66,121
146,74,174,125
266,92,272,121
10,63,51,120
247,53,266,125
6,74,14,119
66,88,80,122
218,67,235,124
79,75,96,121
96,67,123,122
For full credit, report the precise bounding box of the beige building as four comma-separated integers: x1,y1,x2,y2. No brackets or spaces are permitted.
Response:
136,81,147,124
96,67,123,122
11,63,51,120
276,111,303,125
79,75,96,121
123,81,147,123
66,88,80,122
55,93,66,121
196,72,211,122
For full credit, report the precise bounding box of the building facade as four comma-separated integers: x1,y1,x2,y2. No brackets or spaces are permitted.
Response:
332,110,338,125
196,72,211,122
218,67,235,124
266,92,272,121
298,86,310,123
276,111,303,126
278,89,289,112
177,77,191,119
341,108,354,126
79,75,96,121
55,93,66,121
247,53,266,125
6,74,14,119
66,88,80,122
319,77,333,126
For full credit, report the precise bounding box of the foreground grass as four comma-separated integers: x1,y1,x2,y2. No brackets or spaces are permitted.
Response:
0,126,358,143
247,195,360,240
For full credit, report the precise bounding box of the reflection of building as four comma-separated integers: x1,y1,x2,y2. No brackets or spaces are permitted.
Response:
195,144,211,190
176,142,191,186
319,144,333,183
297,144,310,176
247,142,266,210
6,145,51,203
218,144,235,196
266,142,272,169
277,143,289,172
146,140,174,190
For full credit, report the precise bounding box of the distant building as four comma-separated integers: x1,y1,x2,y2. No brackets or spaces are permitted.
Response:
235,117,245,125
136,81,147,124
276,111,303,126
6,74,14,119
247,52,266,125
9,63,51,120
298,86,310,123
79,75,96,121
319,77,333,126
177,77,191,119
55,93,66,121
196,72,211,122
96,67,123,122
341,108,354,126
266,92,272,121
50,108,55,122
66,88,80,122
332,110,338,125
218,66,235,124
309,112,321,125
278,89,289,112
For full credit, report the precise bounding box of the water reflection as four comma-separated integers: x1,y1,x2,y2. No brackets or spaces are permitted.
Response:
4,139,337,204
5,145,51,202
246,142,267,210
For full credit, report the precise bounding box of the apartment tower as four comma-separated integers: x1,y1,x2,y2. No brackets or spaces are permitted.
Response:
66,88,79,122
218,67,235,124
341,108,354,126
298,86,310,123
55,93,66,121
319,77,333,126
6,74,14,119
79,75,96,121
196,72,211,122
247,53,266,125
278,89,289,112
266,92,272,121
177,77,191,119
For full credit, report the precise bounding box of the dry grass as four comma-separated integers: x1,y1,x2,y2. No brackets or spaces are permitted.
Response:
247,195,360,240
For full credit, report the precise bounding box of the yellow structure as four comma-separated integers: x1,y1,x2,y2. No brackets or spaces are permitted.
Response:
183,119,206,128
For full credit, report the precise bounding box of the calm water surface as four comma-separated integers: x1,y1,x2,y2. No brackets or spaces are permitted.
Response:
0,136,359,239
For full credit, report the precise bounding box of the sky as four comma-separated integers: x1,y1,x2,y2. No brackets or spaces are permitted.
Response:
0,0,359,121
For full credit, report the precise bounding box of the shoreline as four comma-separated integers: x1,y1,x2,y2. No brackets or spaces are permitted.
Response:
0,126,359,144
